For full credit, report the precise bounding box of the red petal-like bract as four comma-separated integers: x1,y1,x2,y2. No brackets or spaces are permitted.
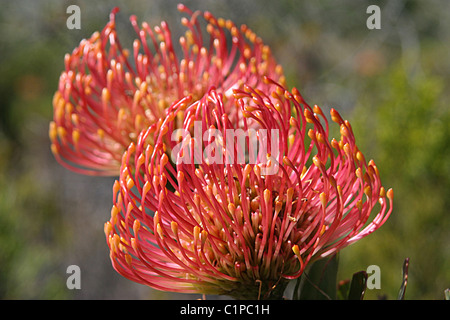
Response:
50,5,284,176
105,78,393,299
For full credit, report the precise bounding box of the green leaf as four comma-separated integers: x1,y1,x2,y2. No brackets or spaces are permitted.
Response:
297,254,339,300
336,279,350,300
347,271,368,300
397,258,410,300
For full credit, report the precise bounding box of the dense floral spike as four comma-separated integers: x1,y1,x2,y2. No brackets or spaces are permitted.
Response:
50,5,284,175
105,79,393,299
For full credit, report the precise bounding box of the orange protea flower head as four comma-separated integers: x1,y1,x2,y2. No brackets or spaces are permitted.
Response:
50,5,284,176
104,78,393,299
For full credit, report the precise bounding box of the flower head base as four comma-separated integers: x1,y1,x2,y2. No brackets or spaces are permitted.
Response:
104,79,393,299
50,5,284,176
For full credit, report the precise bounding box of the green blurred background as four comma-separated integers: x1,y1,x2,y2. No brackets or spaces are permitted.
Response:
0,0,448,299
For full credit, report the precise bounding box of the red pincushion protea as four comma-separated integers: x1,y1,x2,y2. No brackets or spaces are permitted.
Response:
49,5,284,176
104,78,393,299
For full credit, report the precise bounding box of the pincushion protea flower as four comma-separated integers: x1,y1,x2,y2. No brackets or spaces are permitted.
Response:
104,78,393,299
49,4,284,176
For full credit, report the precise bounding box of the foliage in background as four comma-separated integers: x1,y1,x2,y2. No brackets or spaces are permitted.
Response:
340,61,450,299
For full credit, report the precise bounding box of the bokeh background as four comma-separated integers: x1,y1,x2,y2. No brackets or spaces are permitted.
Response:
0,0,448,300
